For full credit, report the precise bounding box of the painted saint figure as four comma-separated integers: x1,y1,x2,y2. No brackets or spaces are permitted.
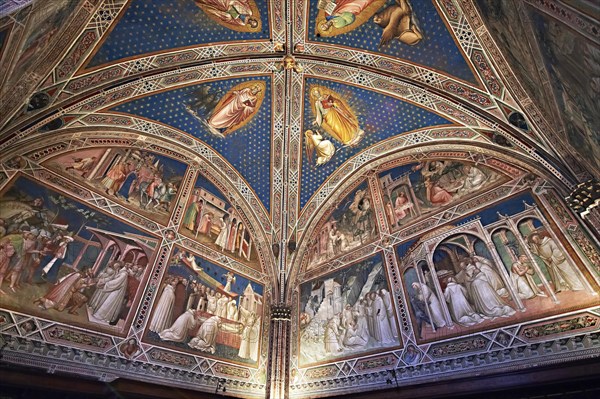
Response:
215,214,230,250
101,160,129,195
317,0,383,35
464,264,515,319
204,83,263,137
305,129,336,166
459,164,488,194
511,255,546,299
528,233,584,292
411,282,446,328
194,0,260,31
188,315,222,354
311,86,363,146
149,279,176,333
424,177,453,206
373,0,423,47
393,191,413,222
159,309,198,342
443,277,484,326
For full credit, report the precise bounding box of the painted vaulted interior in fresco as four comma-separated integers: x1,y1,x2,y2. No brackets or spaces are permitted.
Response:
0,1,599,398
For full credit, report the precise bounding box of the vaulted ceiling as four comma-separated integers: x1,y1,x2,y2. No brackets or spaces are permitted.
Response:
0,1,599,398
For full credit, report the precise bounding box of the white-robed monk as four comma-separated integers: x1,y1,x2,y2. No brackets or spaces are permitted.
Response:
159,309,198,342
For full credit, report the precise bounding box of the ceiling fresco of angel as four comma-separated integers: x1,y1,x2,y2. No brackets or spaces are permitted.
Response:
186,81,266,138
301,79,452,207
0,175,158,336
308,0,476,83
111,77,272,211
87,0,270,68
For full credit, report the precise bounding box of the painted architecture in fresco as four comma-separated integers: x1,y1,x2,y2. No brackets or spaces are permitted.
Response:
299,253,400,366
145,247,263,365
379,160,504,230
305,182,377,269
180,173,255,265
400,192,598,342
0,176,157,334
1,0,600,397
45,149,186,225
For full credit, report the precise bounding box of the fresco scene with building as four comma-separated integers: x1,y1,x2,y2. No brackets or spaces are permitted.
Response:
0,175,158,335
379,160,504,231
304,182,378,269
180,172,257,268
45,148,187,225
299,253,401,366
399,192,598,343
145,247,263,366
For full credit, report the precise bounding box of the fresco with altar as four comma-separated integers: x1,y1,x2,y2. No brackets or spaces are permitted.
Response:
0,175,158,335
144,247,264,366
399,191,599,343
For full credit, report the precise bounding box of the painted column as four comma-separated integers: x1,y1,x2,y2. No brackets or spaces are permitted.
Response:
425,249,454,327
480,225,526,312
505,218,559,303
414,260,437,333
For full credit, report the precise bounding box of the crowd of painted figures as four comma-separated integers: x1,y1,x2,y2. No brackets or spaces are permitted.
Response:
182,190,252,260
98,153,178,212
33,260,143,324
306,188,376,266
0,197,80,291
301,288,398,355
149,269,260,361
409,240,588,338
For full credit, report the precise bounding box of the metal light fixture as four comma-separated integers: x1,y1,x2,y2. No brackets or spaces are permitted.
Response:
215,378,227,394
